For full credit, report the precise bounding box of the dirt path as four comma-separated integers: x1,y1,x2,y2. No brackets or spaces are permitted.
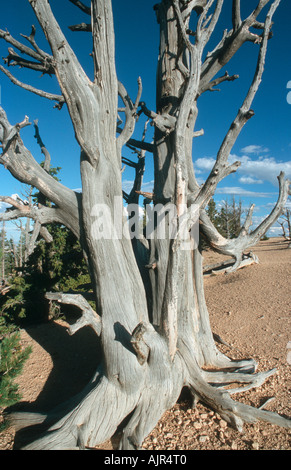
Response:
0,238,290,450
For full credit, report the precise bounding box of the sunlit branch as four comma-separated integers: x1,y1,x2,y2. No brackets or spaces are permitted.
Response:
116,78,143,156
0,27,52,63
232,0,242,31
194,0,280,208
0,65,65,107
199,173,290,272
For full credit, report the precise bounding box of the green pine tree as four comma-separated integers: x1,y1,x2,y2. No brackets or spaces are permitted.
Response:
0,318,31,430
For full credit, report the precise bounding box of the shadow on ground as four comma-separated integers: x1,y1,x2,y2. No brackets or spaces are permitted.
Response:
6,316,102,449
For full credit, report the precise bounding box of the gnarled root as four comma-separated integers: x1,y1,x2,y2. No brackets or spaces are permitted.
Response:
9,326,290,450
12,322,186,450
184,349,291,433
13,371,141,450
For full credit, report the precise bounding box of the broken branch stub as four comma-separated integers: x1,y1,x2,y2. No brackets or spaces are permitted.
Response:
45,292,102,337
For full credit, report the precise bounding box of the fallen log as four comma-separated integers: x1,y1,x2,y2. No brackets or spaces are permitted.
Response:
203,252,259,276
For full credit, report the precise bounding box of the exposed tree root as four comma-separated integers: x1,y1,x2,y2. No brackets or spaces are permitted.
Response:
203,252,259,276
10,334,290,450
12,371,141,450
186,356,291,433
202,367,277,394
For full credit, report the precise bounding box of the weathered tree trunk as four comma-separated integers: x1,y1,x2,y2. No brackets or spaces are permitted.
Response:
0,0,290,450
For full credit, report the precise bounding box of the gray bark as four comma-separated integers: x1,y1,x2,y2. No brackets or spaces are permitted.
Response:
0,0,290,450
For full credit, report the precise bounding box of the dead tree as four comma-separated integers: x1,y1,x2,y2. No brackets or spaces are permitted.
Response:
0,0,290,450
279,207,291,247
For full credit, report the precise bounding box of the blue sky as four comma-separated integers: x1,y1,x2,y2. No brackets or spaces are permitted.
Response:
0,0,291,239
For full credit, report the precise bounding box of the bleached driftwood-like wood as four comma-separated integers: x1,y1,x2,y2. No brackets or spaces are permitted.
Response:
203,252,259,276
45,292,102,336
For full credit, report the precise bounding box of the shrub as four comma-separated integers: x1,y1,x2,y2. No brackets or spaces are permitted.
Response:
0,317,31,430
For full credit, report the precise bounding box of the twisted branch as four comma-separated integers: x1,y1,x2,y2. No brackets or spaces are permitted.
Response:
195,0,281,208
45,292,101,336
199,172,290,272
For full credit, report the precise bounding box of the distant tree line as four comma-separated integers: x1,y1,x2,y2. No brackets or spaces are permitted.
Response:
206,196,243,240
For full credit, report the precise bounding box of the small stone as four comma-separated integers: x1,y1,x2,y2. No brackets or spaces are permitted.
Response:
200,413,208,420
194,422,202,430
252,441,259,450
231,442,238,450
199,435,209,443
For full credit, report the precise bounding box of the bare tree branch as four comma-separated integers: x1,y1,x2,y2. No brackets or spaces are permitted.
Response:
199,172,290,272
3,46,55,75
116,78,142,156
28,0,118,167
232,0,242,31
139,101,176,135
194,0,281,208
116,127,153,153
45,292,101,337
0,107,80,236
0,65,65,106
0,195,29,212
33,119,51,171
198,0,224,46
0,27,52,63
69,23,92,32
0,201,65,226
199,0,276,94
20,25,53,60
0,25,67,107
198,71,239,95
68,0,91,16
250,172,290,242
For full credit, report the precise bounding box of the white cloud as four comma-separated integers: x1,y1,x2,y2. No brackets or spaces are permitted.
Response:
240,145,269,155
268,225,283,236
194,154,291,187
238,176,263,185
0,202,9,213
215,187,274,197
233,155,291,186
194,157,215,171
122,180,154,194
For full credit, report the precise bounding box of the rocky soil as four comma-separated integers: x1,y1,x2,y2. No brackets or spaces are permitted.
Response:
0,237,290,450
